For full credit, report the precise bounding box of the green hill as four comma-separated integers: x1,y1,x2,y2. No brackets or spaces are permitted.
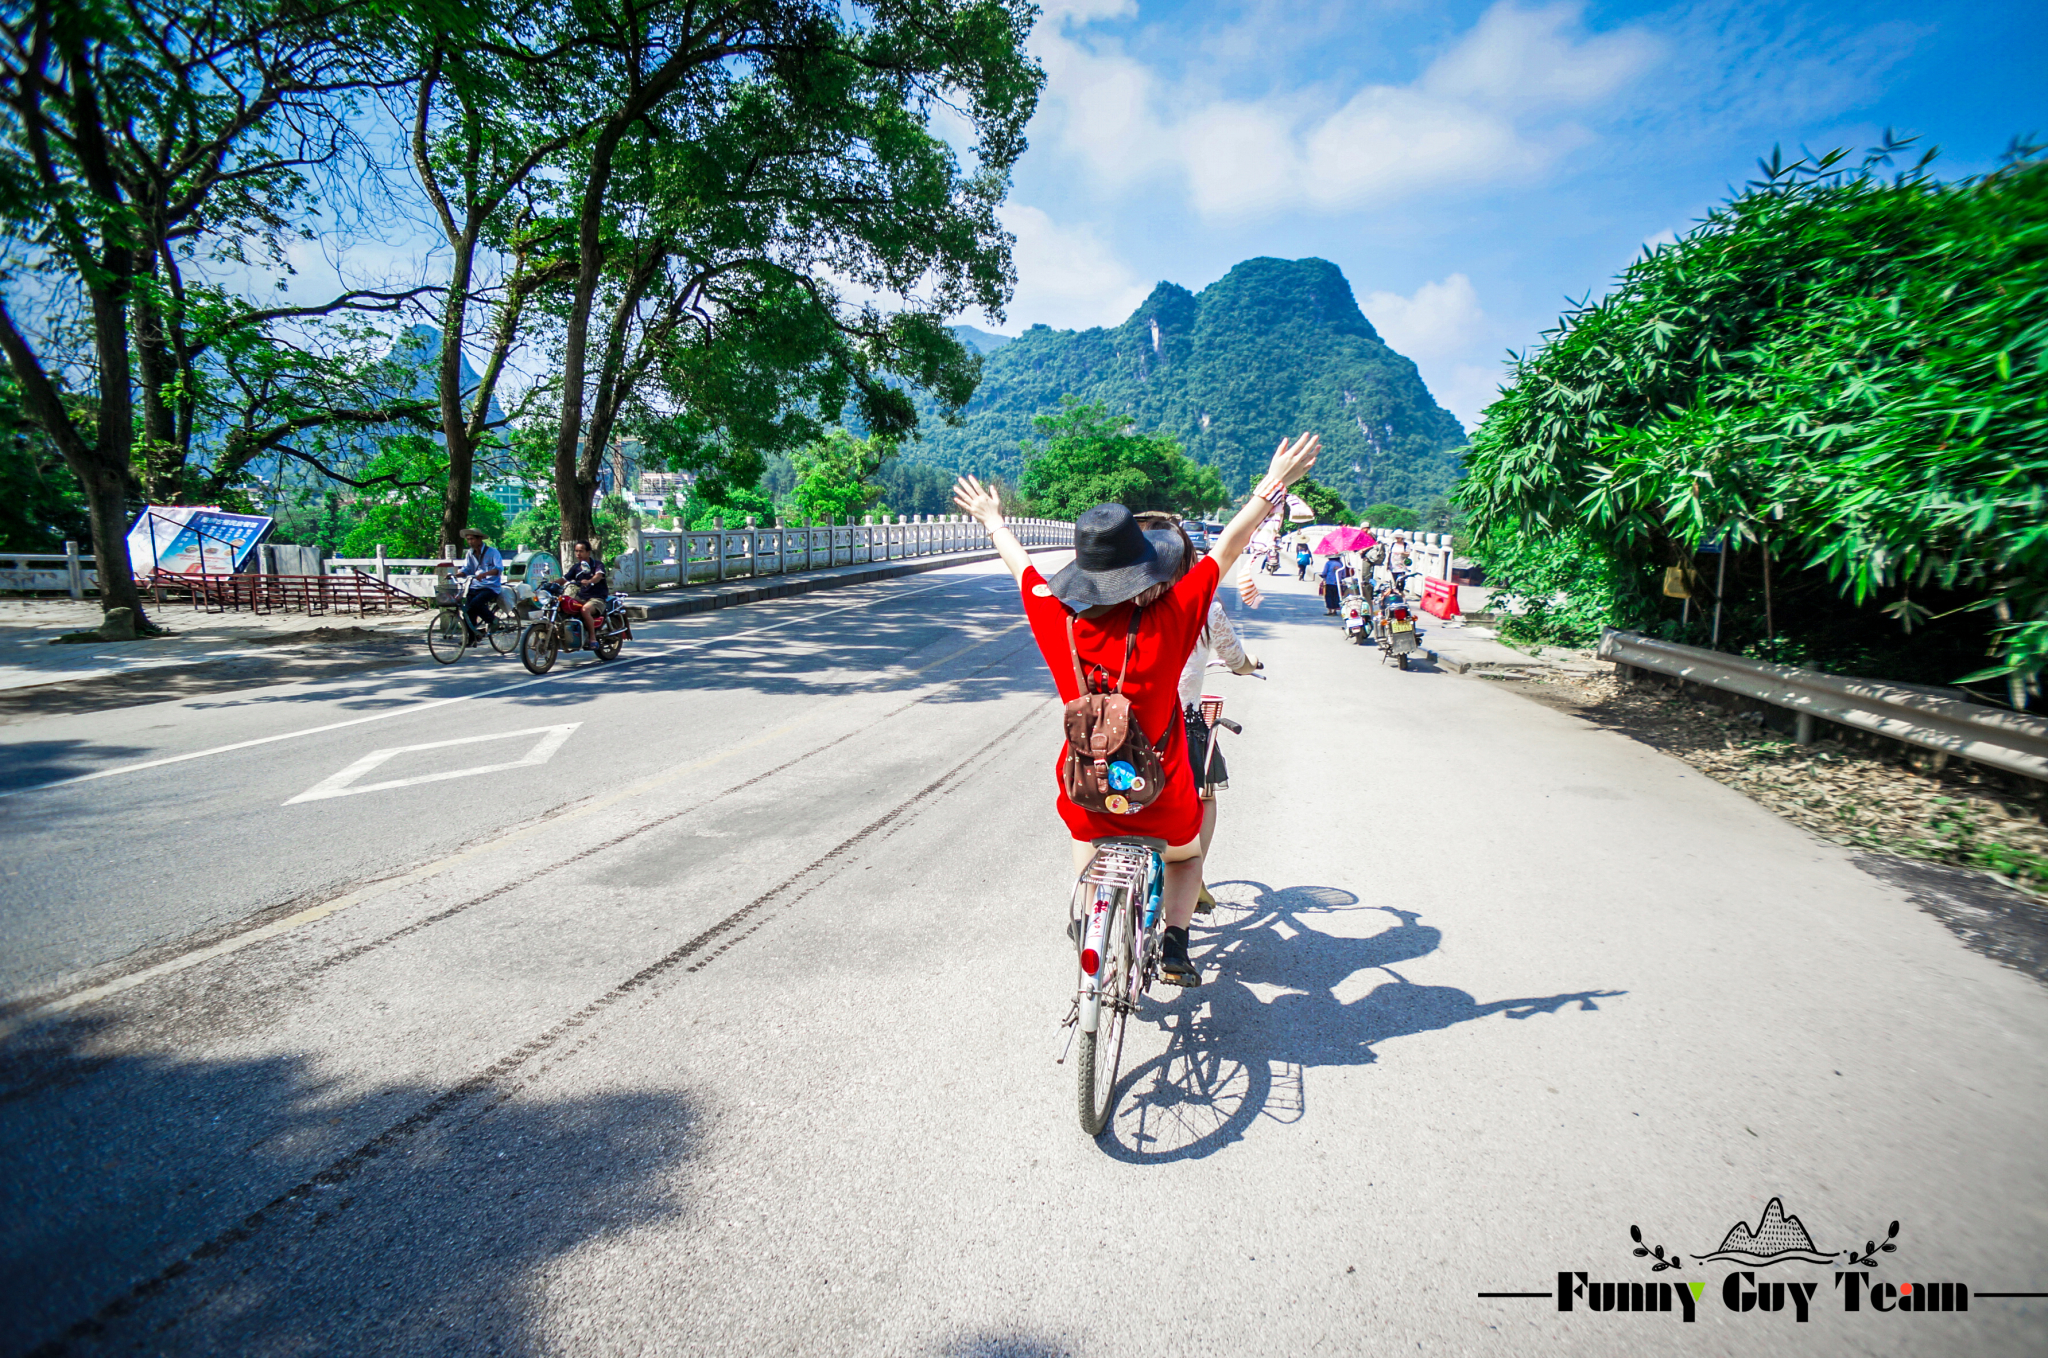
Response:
912,257,1467,511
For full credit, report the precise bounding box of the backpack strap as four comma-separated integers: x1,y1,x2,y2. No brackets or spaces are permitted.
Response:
1067,605,1144,695
1113,607,1141,694
1064,613,1089,694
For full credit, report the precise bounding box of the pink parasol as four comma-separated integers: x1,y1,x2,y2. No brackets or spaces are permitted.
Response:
1314,526,1378,554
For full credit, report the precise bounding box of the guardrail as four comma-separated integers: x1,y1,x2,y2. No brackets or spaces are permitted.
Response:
619,515,1071,592
0,543,95,598
1599,628,2048,781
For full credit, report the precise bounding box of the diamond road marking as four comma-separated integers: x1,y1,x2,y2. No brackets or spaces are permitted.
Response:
284,723,581,805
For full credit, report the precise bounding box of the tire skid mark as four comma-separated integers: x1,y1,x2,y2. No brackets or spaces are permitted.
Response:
24,700,1048,1358
0,619,1030,1037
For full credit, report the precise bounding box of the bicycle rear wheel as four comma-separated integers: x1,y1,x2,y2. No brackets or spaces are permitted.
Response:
426,609,469,664
1077,887,1134,1136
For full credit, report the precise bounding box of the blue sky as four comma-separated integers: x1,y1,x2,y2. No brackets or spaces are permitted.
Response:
967,0,2047,429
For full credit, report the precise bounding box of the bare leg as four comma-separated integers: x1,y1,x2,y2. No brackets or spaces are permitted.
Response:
1161,856,1203,930
1072,838,1203,929
1198,798,1218,856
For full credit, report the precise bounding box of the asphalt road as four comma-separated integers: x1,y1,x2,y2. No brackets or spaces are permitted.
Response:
1,555,2044,1357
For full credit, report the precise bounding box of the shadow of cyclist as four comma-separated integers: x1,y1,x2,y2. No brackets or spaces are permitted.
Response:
1097,878,1623,1164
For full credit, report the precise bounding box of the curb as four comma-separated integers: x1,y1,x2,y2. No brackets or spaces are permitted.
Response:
620,548,1059,622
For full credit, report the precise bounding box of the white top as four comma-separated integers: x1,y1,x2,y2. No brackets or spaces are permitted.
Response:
1179,599,1253,708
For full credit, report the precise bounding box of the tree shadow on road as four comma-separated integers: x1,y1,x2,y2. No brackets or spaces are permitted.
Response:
1096,881,1623,1164
0,1015,695,1356
0,737,155,796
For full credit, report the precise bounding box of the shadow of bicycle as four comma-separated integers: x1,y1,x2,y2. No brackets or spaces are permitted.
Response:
1098,880,1623,1164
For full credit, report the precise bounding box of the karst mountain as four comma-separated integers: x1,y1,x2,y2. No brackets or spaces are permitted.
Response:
909,256,1470,512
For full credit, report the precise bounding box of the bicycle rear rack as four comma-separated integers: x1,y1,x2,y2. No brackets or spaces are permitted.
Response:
1082,845,1151,893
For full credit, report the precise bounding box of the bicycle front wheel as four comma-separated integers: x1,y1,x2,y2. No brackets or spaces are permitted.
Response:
1077,887,1133,1136
487,609,522,654
426,609,469,664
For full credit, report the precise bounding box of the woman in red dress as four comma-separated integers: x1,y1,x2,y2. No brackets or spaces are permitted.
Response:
953,432,1320,985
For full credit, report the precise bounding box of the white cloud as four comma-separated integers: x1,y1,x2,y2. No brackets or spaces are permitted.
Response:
982,203,1150,332
1360,273,1503,430
1362,272,1485,363
1033,1,1664,219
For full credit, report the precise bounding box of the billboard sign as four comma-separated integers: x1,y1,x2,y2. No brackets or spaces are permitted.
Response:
126,506,273,576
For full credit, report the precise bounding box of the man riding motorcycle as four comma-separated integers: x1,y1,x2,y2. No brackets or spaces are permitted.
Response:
559,540,609,646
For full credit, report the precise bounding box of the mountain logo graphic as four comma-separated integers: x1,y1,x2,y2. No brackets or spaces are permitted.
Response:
1695,1198,1838,1267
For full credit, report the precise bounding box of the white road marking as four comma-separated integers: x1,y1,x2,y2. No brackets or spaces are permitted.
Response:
0,574,973,800
284,724,580,804
0,619,1032,1032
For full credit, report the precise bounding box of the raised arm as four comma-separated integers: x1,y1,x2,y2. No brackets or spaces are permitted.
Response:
951,474,1034,584
1210,433,1321,568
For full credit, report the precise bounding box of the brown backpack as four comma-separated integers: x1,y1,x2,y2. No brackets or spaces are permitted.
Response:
1061,610,1169,816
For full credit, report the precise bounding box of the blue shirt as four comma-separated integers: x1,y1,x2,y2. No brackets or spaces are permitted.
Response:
457,545,507,596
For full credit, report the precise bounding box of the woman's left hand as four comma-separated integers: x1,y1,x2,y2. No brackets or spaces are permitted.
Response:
952,475,1004,526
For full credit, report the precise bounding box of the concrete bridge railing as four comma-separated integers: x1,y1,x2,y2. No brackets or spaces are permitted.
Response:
615,514,1073,593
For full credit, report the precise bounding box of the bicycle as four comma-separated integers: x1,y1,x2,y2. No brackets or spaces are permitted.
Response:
426,576,521,664
1062,834,1167,1136
1060,668,1260,1136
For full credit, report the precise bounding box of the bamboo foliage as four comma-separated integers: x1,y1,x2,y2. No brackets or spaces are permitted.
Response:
1462,137,2048,693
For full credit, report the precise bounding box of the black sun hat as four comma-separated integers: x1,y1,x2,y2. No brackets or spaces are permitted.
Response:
1046,503,1188,609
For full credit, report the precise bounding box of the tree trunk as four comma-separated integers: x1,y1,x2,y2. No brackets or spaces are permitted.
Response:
437,242,476,552
79,456,148,621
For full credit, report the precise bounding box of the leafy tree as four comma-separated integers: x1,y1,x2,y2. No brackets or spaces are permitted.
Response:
1361,502,1420,530
787,429,890,523
536,0,1042,548
394,2,589,552
0,371,90,551
872,458,956,516
340,436,506,559
1178,461,1231,514
680,477,778,530
1460,138,2048,699
0,0,427,625
1019,399,1213,518
1295,478,1355,525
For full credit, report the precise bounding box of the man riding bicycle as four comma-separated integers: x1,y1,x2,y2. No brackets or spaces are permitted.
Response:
954,431,1319,987
453,529,509,636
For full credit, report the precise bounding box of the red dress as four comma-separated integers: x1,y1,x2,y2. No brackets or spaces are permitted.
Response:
1019,557,1220,845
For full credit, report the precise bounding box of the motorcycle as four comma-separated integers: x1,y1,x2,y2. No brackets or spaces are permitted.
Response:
520,579,633,674
1370,570,1424,669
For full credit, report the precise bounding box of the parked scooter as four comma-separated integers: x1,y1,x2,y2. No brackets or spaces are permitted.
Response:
1371,571,1424,669
1339,592,1370,645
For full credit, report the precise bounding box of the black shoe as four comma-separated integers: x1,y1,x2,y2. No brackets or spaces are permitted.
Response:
1159,926,1201,987
1066,917,1082,950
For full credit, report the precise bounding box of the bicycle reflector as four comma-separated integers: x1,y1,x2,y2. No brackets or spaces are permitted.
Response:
1080,946,1100,975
